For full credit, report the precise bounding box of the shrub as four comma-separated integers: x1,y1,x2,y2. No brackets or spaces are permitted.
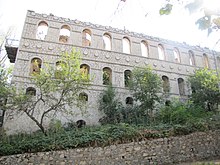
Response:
98,85,123,124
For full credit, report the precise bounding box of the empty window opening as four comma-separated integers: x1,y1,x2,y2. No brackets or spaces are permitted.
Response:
59,25,70,43
165,100,171,106
126,97,133,105
191,86,196,94
158,44,165,60
30,58,42,75
103,33,112,51
82,29,91,46
124,70,132,87
162,76,170,93
189,50,196,66
26,87,36,96
79,92,88,102
36,21,48,40
76,120,86,128
55,61,66,79
123,37,131,54
80,64,90,79
173,48,181,63
141,41,149,57
178,78,185,96
103,67,112,85
203,53,209,68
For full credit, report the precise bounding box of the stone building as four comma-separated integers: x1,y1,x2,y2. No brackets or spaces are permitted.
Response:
4,10,220,134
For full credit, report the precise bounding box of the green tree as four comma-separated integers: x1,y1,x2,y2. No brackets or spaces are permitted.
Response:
188,68,220,111
10,49,90,135
98,85,123,124
0,66,13,106
129,67,162,121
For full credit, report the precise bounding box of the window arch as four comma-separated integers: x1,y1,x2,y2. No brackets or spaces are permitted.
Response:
189,50,196,66
103,67,112,85
178,78,185,96
124,70,132,87
141,40,149,57
59,25,70,43
79,92,88,102
103,33,112,51
26,87,36,96
126,97,133,105
80,64,90,79
36,21,48,40
162,76,170,93
158,44,165,60
203,53,209,68
82,29,92,46
76,120,86,128
55,61,66,79
123,37,131,54
173,48,181,63
30,58,42,75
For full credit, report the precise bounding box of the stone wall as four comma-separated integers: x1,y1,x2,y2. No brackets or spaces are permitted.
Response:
1,130,220,165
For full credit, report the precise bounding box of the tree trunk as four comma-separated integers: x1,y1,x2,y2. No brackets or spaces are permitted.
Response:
25,111,48,136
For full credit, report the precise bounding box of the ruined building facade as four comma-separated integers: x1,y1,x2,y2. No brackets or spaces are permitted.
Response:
4,10,220,133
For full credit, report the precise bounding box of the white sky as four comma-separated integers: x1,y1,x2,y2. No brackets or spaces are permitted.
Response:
0,0,220,52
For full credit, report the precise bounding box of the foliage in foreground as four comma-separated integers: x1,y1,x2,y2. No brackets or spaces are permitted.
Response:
188,68,220,111
0,123,140,156
6,48,90,136
1,106,220,156
159,0,220,35
129,67,162,120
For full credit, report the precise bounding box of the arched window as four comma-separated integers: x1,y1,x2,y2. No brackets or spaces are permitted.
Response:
59,25,70,43
173,48,181,63
126,97,133,105
178,78,185,96
123,37,131,54
36,21,48,40
162,76,170,93
26,87,36,96
103,67,112,85
158,44,165,60
203,53,209,68
189,50,196,66
80,64,90,79
82,29,91,46
76,120,86,128
30,58,42,75
103,33,112,51
141,41,149,57
55,61,66,79
79,92,88,102
124,70,132,87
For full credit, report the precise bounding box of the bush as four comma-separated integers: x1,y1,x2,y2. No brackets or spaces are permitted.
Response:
157,100,213,126
0,123,140,156
98,85,124,125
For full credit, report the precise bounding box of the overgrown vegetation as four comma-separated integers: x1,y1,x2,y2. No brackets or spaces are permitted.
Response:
1,65,220,156
4,49,90,136
188,68,220,111
129,67,162,122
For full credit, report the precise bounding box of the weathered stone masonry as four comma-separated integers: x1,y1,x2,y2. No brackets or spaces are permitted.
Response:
1,130,220,164
3,10,220,133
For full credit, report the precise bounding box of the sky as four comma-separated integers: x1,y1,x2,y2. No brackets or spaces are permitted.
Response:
0,0,220,58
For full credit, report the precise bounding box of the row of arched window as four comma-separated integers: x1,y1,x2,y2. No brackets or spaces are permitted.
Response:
30,57,186,96
26,87,134,105
36,21,211,68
